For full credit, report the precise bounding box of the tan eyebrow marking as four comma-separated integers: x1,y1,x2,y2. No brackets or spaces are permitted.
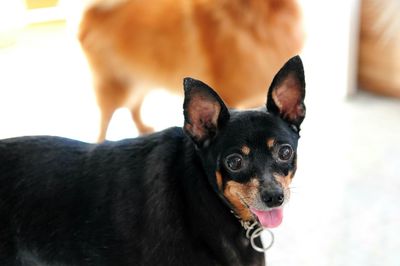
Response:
241,145,251,155
267,138,275,149
223,178,260,221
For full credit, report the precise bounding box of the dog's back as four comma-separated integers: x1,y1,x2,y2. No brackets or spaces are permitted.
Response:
0,136,140,265
0,132,177,264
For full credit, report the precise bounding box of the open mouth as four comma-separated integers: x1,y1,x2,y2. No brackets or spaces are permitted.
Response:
236,193,284,228
249,207,283,228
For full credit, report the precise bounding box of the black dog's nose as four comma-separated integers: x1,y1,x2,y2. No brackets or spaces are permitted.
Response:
262,190,284,208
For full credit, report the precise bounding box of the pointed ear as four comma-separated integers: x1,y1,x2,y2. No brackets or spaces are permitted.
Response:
267,55,306,131
183,77,230,147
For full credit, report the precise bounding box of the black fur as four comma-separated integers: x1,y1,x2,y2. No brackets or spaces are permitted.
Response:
0,56,305,266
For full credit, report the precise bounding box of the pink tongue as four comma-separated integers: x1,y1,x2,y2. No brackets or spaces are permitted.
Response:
250,208,283,228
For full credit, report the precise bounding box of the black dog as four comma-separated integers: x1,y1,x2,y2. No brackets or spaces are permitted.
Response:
0,56,305,266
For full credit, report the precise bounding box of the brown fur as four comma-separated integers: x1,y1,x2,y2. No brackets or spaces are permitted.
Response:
215,171,223,192
241,145,251,155
223,178,260,221
274,170,294,190
266,138,275,149
79,0,304,141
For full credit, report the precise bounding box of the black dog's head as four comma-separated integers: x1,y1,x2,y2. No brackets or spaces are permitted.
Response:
183,56,305,228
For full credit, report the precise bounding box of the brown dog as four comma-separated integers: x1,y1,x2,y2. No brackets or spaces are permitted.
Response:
79,0,304,141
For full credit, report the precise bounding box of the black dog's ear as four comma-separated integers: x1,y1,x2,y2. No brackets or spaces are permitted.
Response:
183,77,230,147
267,55,306,131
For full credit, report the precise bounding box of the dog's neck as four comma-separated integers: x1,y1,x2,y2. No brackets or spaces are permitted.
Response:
179,137,270,258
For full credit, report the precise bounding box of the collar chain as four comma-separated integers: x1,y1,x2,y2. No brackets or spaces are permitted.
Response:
230,210,275,253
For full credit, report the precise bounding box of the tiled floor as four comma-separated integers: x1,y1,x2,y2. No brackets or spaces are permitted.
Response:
0,13,399,266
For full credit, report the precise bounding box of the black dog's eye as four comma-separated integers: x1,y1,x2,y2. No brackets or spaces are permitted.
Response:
277,144,293,162
225,154,243,172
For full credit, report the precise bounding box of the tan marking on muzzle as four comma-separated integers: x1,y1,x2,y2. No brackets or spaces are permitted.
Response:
223,178,260,221
274,170,294,189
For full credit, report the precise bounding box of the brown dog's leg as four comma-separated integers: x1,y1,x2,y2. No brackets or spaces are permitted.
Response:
131,105,153,135
129,90,153,135
95,78,128,142
97,106,114,143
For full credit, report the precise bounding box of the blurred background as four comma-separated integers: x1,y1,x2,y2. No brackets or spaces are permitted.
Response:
0,0,399,265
